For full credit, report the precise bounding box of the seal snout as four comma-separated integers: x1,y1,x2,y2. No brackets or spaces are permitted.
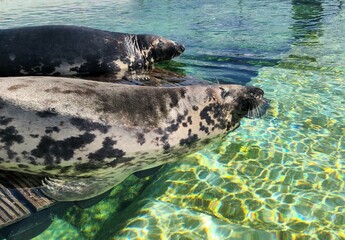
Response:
237,86,267,118
170,43,185,58
176,44,185,54
247,86,264,100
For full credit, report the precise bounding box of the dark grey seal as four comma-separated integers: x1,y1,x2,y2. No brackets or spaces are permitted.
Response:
0,25,185,77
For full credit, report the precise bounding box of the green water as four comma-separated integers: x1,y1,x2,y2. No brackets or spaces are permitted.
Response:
1,0,345,239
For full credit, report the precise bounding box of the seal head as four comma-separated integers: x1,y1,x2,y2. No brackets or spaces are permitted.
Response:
136,34,185,64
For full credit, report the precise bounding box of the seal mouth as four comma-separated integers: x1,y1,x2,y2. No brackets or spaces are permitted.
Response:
238,86,269,119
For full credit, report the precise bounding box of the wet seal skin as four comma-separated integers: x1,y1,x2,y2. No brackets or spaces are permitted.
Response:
0,76,266,201
0,25,185,78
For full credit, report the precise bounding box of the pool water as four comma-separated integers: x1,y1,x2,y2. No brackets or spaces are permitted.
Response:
1,1,344,239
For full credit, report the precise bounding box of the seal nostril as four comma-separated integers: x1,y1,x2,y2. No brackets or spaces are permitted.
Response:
256,88,264,97
179,45,185,53
246,87,264,100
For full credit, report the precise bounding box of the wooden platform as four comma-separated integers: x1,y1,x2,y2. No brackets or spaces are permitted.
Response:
0,171,56,229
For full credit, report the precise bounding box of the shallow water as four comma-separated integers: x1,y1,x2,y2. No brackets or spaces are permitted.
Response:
1,0,344,239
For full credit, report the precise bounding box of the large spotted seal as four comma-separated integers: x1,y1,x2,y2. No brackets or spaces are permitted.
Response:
0,25,184,77
0,76,265,201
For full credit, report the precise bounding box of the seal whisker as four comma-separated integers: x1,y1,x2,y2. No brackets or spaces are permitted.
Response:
246,97,263,119
252,104,258,118
168,50,177,64
255,106,260,118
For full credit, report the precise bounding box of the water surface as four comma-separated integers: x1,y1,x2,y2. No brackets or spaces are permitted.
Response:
0,0,344,239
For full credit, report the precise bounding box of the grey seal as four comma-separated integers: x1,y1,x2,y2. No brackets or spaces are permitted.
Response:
0,76,265,201
0,25,184,77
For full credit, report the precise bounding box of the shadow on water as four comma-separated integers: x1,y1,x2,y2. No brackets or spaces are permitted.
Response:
180,54,279,85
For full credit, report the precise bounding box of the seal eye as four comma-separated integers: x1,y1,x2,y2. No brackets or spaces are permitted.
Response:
221,89,231,99
157,40,165,48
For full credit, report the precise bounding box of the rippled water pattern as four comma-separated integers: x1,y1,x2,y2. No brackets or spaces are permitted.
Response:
1,0,344,239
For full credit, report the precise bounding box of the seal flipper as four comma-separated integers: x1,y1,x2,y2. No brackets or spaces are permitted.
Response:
41,176,118,201
133,165,163,179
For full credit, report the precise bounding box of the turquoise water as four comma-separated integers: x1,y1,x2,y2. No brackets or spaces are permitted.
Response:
1,1,345,239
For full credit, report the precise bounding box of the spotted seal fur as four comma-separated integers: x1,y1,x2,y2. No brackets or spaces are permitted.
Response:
0,25,184,77
0,76,265,201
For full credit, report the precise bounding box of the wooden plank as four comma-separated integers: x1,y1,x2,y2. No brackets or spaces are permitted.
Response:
20,190,55,210
2,172,55,211
0,170,56,229
0,184,30,228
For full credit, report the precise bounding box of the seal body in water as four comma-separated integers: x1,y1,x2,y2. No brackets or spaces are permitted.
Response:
0,25,185,77
0,76,265,201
